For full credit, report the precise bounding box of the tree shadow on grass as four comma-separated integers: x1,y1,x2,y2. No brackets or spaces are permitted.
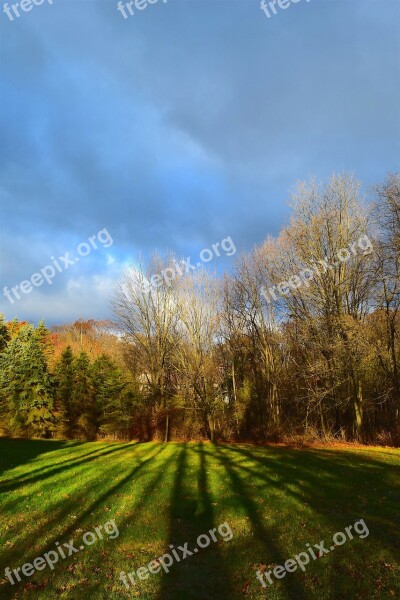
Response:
216,444,400,599
0,442,137,493
82,444,182,598
0,444,167,599
157,443,233,600
224,444,399,535
0,438,81,477
214,443,309,600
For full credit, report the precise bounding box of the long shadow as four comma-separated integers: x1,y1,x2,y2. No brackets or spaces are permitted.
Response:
224,444,400,520
225,444,400,518
79,445,180,598
0,442,137,494
0,438,81,477
196,442,233,597
0,443,166,587
157,443,233,600
218,444,400,598
0,441,134,484
214,444,309,600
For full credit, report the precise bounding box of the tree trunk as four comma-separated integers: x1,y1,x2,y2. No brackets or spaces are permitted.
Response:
164,413,169,442
353,378,364,441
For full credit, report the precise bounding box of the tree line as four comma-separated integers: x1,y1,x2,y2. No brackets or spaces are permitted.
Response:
0,319,137,440
114,173,400,445
1,173,399,444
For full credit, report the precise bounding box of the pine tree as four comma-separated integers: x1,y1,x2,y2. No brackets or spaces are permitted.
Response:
53,346,74,438
92,354,131,438
0,314,9,353
0,324,54,437
35,320,54,363
71,352,97,440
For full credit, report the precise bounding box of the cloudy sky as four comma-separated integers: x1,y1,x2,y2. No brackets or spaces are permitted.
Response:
0,0,399,325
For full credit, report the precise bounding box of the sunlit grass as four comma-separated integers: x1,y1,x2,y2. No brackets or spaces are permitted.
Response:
0,439,399,599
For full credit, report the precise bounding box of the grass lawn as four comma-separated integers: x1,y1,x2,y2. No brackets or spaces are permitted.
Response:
0,439,399,599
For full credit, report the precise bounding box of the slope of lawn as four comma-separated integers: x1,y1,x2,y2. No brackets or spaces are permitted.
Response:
0,438,399,600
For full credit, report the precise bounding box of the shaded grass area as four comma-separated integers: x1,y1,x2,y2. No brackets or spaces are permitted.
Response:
0,438,399,599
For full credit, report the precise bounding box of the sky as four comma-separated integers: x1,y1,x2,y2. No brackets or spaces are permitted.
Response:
0,0,399,325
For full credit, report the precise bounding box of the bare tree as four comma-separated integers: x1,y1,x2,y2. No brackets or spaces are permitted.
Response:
113,254,180,440
272,175,374,440
372,174,400,433
222,240,283,438
174,270,222,442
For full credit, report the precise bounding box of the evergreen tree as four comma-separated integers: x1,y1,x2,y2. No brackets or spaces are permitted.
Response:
0,324,54,437
53,346,74,438
0,314,9,353
92,354,131,438
35,320,54,363
71,352,97,440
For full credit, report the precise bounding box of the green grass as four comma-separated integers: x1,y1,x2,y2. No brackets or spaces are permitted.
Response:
0,439,399,599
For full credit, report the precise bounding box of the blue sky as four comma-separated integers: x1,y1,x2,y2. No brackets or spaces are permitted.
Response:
0,0,399,324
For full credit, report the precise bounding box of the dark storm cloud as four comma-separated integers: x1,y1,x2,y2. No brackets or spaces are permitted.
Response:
0,0,399,323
